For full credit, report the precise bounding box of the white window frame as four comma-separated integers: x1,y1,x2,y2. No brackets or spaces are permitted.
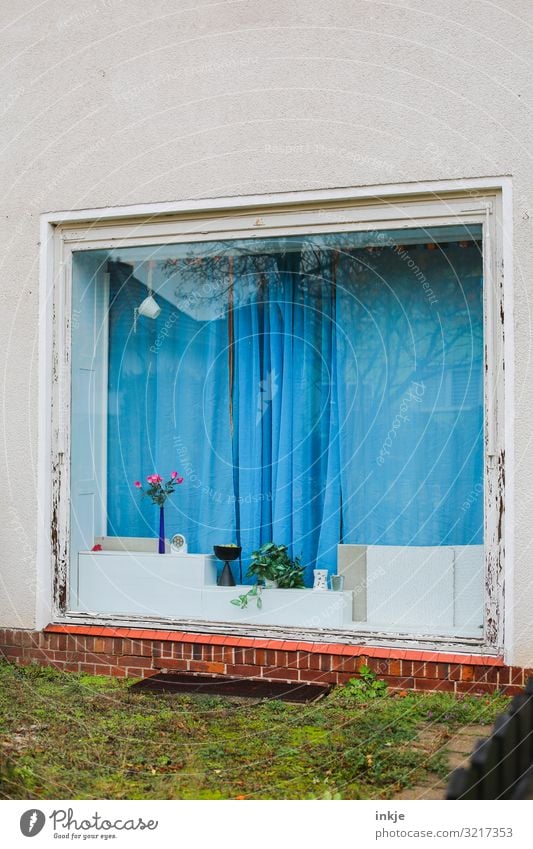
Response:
37,178,512,653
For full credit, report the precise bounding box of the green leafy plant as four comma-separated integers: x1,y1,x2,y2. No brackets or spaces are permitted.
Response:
247,542,305,588
230,584,262,609
340,666,388,702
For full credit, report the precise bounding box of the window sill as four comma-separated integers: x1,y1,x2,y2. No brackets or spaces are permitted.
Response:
57,610,491,656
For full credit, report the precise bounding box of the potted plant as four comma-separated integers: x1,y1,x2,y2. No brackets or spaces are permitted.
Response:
247,542,305,588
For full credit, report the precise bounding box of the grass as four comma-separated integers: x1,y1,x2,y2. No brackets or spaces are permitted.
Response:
0,660,509,800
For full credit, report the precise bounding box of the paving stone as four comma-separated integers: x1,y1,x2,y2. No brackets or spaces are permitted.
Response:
393,722,488,801
411,785,445,800
447,740,478,754
395,776,444,800
446,728,488,755
453,724,490,738
446,751,470,769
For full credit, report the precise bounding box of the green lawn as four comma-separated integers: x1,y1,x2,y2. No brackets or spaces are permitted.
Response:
0,661,509,800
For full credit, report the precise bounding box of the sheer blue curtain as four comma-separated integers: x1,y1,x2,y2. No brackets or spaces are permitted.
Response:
230,252,342,583
107,260,236,554
105,230,483,585
107,261,158,537
334,242,483,548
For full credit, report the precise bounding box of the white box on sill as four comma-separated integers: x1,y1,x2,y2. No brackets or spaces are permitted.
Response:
73,551,217,618
201,585,352,628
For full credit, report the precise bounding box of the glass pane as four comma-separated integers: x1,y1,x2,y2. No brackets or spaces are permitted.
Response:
70,224,484,637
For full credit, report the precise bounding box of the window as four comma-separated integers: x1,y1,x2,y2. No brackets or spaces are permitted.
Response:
50,188,505,646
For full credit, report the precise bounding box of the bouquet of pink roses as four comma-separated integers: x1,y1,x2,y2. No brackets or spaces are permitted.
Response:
134,472,184,506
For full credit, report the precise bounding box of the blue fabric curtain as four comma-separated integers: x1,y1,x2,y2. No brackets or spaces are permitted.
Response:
107,262,158,538
333,242,483,552
107,260,236,555
105,232,484,585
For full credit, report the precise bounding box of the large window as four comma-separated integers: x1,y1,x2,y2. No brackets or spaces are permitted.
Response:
67,214,488,640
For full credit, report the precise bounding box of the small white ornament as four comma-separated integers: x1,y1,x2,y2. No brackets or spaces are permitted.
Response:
170,534,188,554
313,569,328,591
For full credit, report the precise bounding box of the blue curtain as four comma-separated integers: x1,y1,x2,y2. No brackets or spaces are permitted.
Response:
105,232,484,585
334,242,483,552
107,260,236,555
230,253,343,582
107,262,158,538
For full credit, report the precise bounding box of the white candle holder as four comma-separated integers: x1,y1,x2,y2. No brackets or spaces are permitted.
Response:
313,569,328,591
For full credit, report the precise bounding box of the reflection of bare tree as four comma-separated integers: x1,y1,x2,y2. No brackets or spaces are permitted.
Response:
160,239,483,407
334,244,483,405
160,237,347,316
161,244,281,318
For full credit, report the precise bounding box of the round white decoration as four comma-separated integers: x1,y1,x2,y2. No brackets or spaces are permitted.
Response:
170,534,188,554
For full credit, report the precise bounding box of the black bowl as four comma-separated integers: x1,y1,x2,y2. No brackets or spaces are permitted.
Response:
213,545,242,561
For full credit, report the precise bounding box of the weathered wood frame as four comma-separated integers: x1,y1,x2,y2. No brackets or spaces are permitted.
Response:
42,180,509,652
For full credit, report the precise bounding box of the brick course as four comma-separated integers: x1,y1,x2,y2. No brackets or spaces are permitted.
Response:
0,625,529,695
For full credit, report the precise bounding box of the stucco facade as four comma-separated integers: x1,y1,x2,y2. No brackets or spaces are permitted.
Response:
1,1,532,666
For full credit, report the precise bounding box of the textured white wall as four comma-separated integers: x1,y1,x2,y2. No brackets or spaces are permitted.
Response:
1,0,532,664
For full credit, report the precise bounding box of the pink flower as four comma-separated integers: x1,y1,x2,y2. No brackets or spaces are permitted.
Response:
147,475,154,483
171,471,178,479
134,480,142,488
176,477,184,484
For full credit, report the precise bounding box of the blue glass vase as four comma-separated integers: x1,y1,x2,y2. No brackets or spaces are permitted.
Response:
158,505,165,554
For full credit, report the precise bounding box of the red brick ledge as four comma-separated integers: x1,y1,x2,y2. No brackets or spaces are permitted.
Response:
0,625,528,695
43,623,502,666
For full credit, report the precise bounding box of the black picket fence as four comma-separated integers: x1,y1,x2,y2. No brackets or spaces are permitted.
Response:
446,677,533,799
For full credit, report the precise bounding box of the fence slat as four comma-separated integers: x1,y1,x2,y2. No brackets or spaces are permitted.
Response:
476,735,501,799
446,767,470,800
493,712,518,798
525,679,533,767
508,694,529,796
467,738,492,799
